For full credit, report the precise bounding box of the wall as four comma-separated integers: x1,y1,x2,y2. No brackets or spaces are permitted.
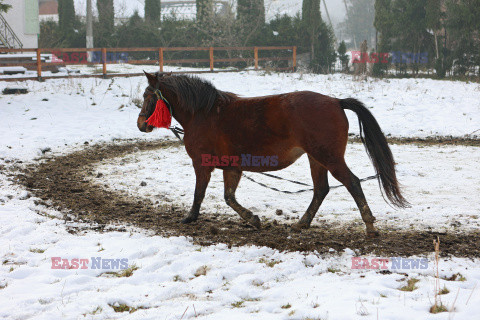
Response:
2,0,39,48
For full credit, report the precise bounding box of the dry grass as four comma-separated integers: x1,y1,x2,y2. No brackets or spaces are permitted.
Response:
430,237,447,314
194,265,209,277
438,285,450,295
399,278,420,292
231,301,244,308
258,257,281,268
327,267,340,273
101,264,139,278
109,303,146,313
429,303,448,314
442,273,466,282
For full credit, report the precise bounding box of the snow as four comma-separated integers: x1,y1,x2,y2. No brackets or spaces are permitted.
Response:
1,71,479,161
0,53,50,59
1,70,480,319
0,67,27,74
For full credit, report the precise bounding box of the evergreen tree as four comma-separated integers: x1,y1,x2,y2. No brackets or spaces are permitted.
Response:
426,0,442,36
391,0,428,51
145,0,161,24
39,20,62,48
373,0,393,76
426,0,444,77
266,14,303,47
338,40,349,72
58,0,75,36
313,20,336,72
237,0,265,41
0,0,12,13
373,0,435,75
300,0,336,72
97,0,114,33
445,0,480,76
196,0,213,26
302,0,321,58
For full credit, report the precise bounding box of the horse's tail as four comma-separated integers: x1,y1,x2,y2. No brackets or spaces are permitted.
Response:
340,98,409,208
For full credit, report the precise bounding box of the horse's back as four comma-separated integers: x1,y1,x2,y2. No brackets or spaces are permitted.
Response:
226,90,348,139
214,91,348,159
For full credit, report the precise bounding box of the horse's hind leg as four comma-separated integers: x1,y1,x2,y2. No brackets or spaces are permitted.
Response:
223,170,261,228
327,160,379,237
292,156,329,231
182,166,213,224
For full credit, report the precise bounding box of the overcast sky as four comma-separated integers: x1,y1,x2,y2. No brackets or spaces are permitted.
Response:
324,0,346,24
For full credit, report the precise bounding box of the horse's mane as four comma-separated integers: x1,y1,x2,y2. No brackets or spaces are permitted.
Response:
157,73,236,114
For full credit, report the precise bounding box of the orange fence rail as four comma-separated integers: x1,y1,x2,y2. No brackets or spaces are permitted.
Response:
0,46,297,81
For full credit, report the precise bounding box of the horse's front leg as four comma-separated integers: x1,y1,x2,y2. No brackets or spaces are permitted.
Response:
223,170,261,228
182,165,213,224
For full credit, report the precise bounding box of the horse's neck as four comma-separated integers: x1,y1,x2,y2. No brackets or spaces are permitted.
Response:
161,88,191,129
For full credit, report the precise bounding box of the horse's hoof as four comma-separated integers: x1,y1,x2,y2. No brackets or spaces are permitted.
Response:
249,215,261,229
366,230,380,238
181,216,197,224
291,222,309,232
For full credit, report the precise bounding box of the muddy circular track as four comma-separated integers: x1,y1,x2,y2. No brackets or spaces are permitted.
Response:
16,139,480,257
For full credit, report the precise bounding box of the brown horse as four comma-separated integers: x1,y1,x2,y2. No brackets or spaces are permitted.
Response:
137,72,408,237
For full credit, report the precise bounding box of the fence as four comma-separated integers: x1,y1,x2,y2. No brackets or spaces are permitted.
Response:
0,46,297,81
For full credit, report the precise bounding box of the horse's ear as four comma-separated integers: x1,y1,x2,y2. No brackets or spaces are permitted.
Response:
143,71,157,86
158,72,173,77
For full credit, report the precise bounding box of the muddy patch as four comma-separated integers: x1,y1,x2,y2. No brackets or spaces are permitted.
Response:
15,139,480,257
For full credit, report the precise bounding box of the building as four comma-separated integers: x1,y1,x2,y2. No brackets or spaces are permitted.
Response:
39,0,59,22
0,0,39,48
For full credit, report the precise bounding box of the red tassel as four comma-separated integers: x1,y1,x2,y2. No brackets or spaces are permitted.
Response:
145,99,171,128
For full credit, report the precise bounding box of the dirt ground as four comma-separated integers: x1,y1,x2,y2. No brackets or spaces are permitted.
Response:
13,138,480,258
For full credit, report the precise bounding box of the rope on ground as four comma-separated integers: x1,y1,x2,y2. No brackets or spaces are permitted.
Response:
242,173,378,194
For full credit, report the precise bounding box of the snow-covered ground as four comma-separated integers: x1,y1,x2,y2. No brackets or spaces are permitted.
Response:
0,63,219,80
1,71,479,161
1,71,479,319
94,143,480,233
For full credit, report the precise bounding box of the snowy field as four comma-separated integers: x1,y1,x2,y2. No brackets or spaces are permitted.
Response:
1,71,480,319
1,71,479,161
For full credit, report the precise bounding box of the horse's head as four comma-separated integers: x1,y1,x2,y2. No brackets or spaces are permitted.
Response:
137,71,172,133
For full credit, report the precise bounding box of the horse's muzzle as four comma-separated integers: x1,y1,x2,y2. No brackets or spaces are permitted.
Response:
137,117,154,133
